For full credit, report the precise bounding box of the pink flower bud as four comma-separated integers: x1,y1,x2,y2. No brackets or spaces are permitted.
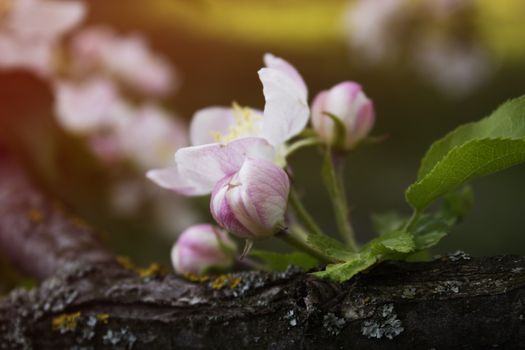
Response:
171,224,237,275
311,81,375,150
210,158,290,240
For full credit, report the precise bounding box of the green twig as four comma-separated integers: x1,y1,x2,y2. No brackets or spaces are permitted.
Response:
285,137,322,158
403,210,422,232
322,150,358,251
276,230,335,263
289,189,327,238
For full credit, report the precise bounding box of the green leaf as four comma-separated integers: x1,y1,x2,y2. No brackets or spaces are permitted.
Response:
410,187,473,250
250,250,319,271
305,229,355,261
370,230,415,254
407,138,525,210
407,96,525,210
313,253,377,283
441,186,474,219
371,212,406,236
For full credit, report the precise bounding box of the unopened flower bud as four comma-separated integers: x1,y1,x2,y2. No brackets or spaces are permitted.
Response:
171,224,236,275
210,158,290,240
311,81,375,150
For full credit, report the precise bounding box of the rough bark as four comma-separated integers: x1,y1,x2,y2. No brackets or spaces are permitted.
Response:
1,160,525,349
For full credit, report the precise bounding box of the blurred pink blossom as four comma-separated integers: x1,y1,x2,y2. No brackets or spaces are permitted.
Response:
117,104,188,170
415,40,492,98
54,77,130,134
0,0,85,75
344,0,405,63
71,26,176,96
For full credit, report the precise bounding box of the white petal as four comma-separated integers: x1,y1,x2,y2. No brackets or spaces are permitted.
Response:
258,67,310,145
9,0,86,40
190,107,236,145
263,53,308,98
175,137,275,195
146,166,203,196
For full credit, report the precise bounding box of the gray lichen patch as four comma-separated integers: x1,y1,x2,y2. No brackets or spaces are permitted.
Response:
401,287,417,299
435,281,462,294
102,327,137,348
323,313,346,336
284,309,298,327
448,251,471,262
361,304,404,340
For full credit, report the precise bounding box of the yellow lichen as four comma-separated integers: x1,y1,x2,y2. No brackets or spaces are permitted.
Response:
27,209,44,223
96,313,110,324
137,263,162,278
52,312,81,332
211,274,242,290
116,256,163,278
183,273,210,283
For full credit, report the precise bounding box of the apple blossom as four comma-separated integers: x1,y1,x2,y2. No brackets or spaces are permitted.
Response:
171,224,237,275
0,0,85,75
210,158,290,240
71,26,176,96
311,81,375,150
189,54,309,151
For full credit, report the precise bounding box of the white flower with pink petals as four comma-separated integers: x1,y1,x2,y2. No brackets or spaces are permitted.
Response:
171,224,237,275
0,0,85,75
147,54,306,238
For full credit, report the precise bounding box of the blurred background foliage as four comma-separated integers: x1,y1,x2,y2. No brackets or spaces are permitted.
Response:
1,0,525,292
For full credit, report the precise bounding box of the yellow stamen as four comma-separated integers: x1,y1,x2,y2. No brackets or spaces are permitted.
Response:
212,102,261,143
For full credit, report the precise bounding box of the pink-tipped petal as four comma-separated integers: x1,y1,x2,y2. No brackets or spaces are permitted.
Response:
210,158,290,240
174,137,275,195
238,158,290,232
310,81,375,150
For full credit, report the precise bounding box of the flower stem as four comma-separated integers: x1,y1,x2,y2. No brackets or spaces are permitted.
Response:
322,151,358,251
285,137,322,158
289,188,327,238
403,210,421,232
276,230,335,264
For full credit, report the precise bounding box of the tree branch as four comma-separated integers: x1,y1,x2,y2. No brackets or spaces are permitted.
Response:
0,159,524,349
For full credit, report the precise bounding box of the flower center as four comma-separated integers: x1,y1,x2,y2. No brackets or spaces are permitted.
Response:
212,102,261,143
